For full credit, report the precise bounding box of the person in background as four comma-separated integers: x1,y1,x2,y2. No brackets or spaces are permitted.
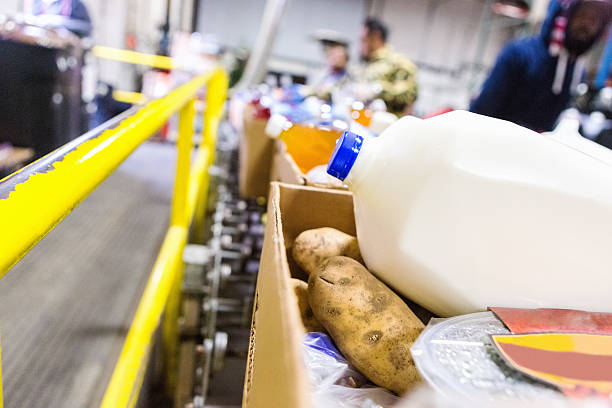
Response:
353,17,418,116
470,0,612,132
309,30,351,103
31,0,92,37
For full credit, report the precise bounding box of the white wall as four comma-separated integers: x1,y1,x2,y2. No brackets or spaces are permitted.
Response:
197,0,367,67
0,0,19,15
372,0,509,70
83,0,130,90
198,0,266,51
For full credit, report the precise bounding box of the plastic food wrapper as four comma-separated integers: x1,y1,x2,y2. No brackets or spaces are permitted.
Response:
411,313,557,402
303,332,399,408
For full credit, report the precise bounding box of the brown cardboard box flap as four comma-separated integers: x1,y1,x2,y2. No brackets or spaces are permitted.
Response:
243,183,355,407
238,104,274,198
270,140,307,186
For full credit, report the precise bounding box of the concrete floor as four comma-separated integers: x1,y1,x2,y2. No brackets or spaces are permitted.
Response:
0,141,177,408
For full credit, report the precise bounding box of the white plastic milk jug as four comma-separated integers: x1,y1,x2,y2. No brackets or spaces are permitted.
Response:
326,110,612,317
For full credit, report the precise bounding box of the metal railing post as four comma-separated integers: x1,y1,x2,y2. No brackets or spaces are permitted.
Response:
193,70,229,242
164,98,196,393
161,245,186,394
203,69,229,158
100,226,189,408
171,100,196,226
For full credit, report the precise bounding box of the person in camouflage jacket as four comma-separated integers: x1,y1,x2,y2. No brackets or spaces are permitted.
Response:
354,18,418,116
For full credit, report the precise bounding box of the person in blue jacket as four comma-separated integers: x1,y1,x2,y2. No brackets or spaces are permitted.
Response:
470,0,612,132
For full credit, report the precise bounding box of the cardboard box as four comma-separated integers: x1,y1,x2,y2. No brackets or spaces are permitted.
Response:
243,182,355,407
243,182,433,407
270,141,307,185
270,140,346,189
238,104,274,198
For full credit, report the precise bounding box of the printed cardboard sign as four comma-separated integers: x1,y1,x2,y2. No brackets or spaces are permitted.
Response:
492,332,612,398
490,307,612,398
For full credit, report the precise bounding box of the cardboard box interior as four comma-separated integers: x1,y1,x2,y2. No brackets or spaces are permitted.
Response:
243,183,354,408
270,140,308,186
243,182,432,407
271,140,346,189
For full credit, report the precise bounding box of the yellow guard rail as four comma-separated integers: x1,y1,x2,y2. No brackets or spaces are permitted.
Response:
0,66,228,408
92,45,176,70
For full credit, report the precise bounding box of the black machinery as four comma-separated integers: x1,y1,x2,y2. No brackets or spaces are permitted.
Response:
0,15,85,159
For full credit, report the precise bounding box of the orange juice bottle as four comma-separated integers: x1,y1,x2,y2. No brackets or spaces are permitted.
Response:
266,114,344,174
350,101,372,127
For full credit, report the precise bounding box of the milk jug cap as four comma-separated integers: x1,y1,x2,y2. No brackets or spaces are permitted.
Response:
327,130,364,181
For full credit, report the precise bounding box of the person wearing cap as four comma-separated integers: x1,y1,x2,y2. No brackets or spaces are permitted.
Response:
309,30,351,103
470,0,612,132
352,18,418,116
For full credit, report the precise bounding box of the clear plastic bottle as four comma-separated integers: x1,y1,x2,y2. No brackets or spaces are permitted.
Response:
327,110,612,316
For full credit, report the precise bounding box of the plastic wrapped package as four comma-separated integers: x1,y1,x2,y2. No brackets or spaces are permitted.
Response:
303,332,399,408
410,313,557,402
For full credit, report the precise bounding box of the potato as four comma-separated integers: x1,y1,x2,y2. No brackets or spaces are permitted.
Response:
291,278,326,333
292,227,363,275
308,256,424,395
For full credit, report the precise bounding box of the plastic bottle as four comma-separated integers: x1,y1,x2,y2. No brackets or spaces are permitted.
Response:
266,113,344,174
327,110,612,317
350,101,372,127
368,111,397,135
271,96,322,125
348,99,396,135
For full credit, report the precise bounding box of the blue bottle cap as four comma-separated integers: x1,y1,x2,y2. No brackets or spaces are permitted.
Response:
327,131,364,181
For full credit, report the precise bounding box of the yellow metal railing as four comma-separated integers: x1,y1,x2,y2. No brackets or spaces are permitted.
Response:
112,89,147,105
0,66,228,408
93,45,176,70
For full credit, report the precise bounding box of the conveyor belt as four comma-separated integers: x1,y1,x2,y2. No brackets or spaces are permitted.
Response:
0,141,176,408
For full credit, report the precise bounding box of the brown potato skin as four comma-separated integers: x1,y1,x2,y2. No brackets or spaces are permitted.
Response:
307,256,424,395
292,228,363,275
291,278,326,333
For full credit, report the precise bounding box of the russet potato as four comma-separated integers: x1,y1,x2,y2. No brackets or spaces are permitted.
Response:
307,256,423,394
292,227,362,275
